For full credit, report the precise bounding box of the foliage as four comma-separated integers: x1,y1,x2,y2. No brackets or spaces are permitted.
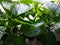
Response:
0,0,60,45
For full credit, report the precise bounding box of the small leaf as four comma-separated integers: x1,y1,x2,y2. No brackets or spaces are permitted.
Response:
2,1,13,10
0,26,5,39
21,0,34,5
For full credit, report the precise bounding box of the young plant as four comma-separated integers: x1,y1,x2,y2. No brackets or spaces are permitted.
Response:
0,0,60,45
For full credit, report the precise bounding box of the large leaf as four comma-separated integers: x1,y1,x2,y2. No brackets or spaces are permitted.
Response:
2,33,26,45
20,24,45,37
36,31,56,45
12,35,26,45
24,28,41,37
12,3,30,15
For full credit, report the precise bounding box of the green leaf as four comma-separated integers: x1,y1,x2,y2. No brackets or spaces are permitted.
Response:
53,15,60,22
24,29,41,37
20,24,39,37
8,16,33,26
20,24,32,32
2,33,26,45
21,0,34,5
36,31,56,45
0,0,12,3
0,26,5,39
20,24,45,37
12,35,26,45
2,1,15,13
0,20,6,26
12,3,30,15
